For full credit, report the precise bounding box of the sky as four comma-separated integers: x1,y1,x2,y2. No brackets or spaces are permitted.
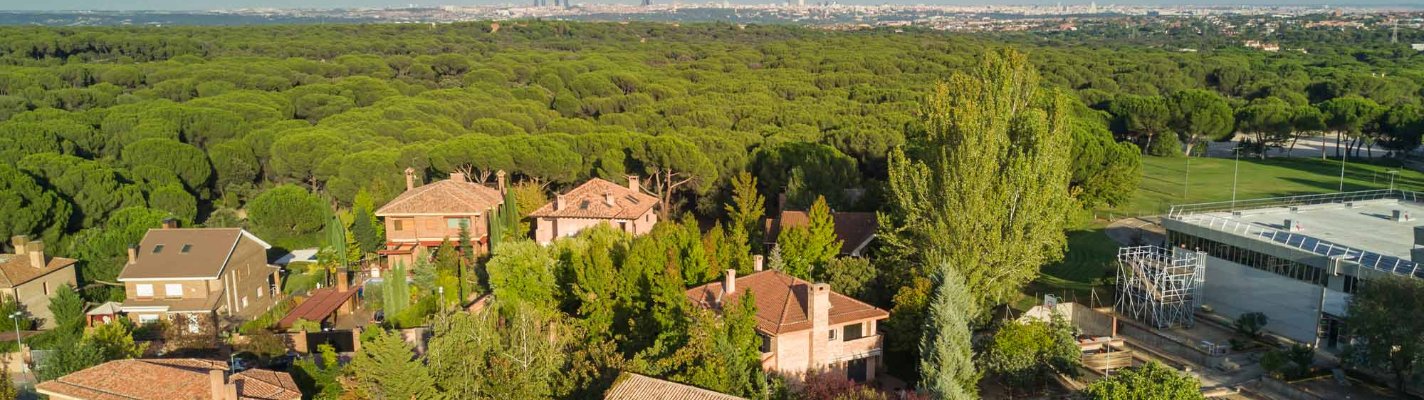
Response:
0,0,1400,11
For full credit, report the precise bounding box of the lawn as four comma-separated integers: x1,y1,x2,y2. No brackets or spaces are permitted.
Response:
1017,155,1424,311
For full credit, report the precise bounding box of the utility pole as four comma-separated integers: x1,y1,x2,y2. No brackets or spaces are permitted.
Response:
1338,150,1348,192
1232,147,1242,211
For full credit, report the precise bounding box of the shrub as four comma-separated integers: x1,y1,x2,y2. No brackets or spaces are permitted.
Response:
1233,312,1268,338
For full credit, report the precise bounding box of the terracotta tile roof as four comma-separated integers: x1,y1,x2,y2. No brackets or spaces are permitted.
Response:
276,286,358,329
375,175,503,216
685,270,889,335
763,211,878,256
604,372,746,400
34,358,301,400
528,178,659,219
117,228,272,281
0,252,75,288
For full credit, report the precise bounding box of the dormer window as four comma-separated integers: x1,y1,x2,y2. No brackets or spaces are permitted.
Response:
152,245,164,253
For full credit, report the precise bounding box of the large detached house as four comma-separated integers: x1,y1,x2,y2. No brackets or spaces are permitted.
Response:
764,210,878,257
376,169,504,267
36,358,301,400
117,221,280,331
1,236,78,328
686,268,889,382
529,176,659,244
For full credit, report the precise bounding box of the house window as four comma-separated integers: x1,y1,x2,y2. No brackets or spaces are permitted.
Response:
187,316,200,334
42,282,49,296
394,220,405,231
165,284,183,299
135,284,154,299
180,244,192,253
152,244,164,253
257,286,265,298
843,323,864,341
618,221,629,231
829,329,838,341
446,218,470,229
241,296,249,308
138,314,159,324
758,334,771,353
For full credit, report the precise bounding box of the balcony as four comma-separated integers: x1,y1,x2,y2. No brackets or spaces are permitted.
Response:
830,334,883,363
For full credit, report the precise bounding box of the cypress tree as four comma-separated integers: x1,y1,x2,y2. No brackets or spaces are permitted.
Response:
918,267,978,400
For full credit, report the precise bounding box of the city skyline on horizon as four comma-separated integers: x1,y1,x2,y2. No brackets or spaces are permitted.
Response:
0,0,1417,12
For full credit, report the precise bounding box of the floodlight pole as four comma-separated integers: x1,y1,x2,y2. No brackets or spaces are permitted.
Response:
1388,170,1398,192
1183,155,1191,203
9,311,23,373
1232,147,1241,211
1339,150,1347,192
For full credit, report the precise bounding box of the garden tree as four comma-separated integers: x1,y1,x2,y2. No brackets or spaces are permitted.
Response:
632,135,718,218
1068,106,1142,209
486,240,558,311
881,49,1073,319
382,263,411,316
120,138,211,193
753,142,860,209
633,293,767,398
66,207,172,298
816,257,877,301
47,285,86,339
1081,361,1204,400
702,223,753,278
148,184,197,222
246,184,326,248
776,196,840,280
1346,275,1424,393
292,344,345,400
351,328,437,400
0,365,13,400
426,305,567,398
1378,104,1424,156
982,316,1080,390
430,134,513,183
268,130,346,188
1108,94,1172,154
349,189,384,254
1319,95,1385,158
1291,105,1328,157
1235,98,1296,157
1261,344,1315,380
35,338,103,382
918,268,977,400
17,153,145,229
555,224,628,340
1169,89,1234,156
724,171,766,248
86,319,147,361
0,163,71,245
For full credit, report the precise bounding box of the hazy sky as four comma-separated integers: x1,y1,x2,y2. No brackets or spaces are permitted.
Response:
0,0,1390,11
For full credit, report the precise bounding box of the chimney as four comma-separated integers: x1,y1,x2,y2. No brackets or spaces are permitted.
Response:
208,370,225,400
777,193,787,213
161,218,178,229
404,167,416,191
753,255,764,272
450,172,466,183
723,269,737,297
808,283,831,366
556,195,567,211
627,175,640,192
337,268,349,293
224,383,238,400
496,170,507,193
127,245,138,265
604,192,615,207
9,235,27,255
27,241,44,269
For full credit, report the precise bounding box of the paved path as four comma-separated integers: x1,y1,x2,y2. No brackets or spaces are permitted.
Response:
1104,216,1165,247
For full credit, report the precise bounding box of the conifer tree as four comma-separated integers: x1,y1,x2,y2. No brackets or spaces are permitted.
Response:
351,328,436,400
918,268,978,400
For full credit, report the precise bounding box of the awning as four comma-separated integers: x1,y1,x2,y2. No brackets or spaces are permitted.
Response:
277,287,359,329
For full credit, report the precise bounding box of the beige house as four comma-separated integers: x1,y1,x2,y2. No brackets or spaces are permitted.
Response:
36,358,301,400
117,221,280,331
376,169,504,267
1,236,78,328
528,176,659,244
686,266,889,382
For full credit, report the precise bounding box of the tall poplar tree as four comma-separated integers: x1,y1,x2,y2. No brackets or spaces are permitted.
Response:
881,48,1074,317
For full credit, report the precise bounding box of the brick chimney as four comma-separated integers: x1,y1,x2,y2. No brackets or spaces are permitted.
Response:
337,268,349,293
604,192,615,207
127,244,138,265
556,195,567,211
404,167,416,191
161,218,178,229
9,235,26,255
753,255,764,272
627,175,640,192
224,383,238,400
450,172,466,183
208,370,225,400
496,170,507,193
723,269,737,297
808,283,831,367
27,241,45,269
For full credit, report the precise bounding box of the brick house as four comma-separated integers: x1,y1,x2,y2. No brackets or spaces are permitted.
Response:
1,236,78,328
763,210,878,257
686,266,889,382
35,358,301,400
117,221,281,332
376,168,504,267
528,176,658,244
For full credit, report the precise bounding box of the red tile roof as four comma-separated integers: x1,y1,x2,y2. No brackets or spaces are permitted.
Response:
685,271,888,335
528,178,659,220
763,211,878,256
604,372,746,400
35,358,301,400
375,175,503,216
0,252,75,289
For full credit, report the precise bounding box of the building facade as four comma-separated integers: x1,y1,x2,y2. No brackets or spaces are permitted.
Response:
528,176,659,244
117,221,281,332
686,268,889,382
1162,191,1424,348
1,236,79,328
376,169,504,267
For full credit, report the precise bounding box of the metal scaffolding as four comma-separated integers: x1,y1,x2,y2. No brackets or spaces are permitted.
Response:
1116,245,1205,329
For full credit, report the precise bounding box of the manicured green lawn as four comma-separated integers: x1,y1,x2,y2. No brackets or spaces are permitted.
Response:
1101,156,1424,217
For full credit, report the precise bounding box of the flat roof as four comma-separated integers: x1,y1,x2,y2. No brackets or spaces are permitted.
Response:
1176,198,1424,276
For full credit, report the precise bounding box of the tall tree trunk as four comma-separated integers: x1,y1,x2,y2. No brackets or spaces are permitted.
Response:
1335,131,1343,158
